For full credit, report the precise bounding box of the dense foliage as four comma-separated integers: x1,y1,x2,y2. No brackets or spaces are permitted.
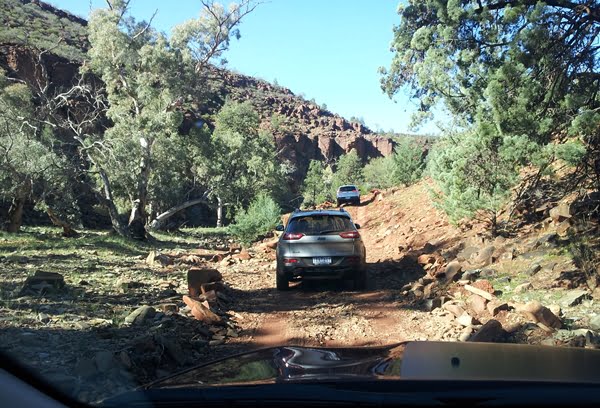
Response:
381,0,600,229
0,71,76,232
0,0,269,237
331,150,364,194
194,100,281,226
301,160,333,207
363,137,425,189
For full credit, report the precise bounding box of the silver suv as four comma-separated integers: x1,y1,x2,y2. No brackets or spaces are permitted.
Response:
275,209,367,290
336,185,360,206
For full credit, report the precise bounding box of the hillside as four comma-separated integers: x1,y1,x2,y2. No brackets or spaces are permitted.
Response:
0,0,88,61
0,0,396,186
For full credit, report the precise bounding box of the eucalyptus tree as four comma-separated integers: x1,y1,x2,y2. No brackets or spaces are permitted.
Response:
77,0,256,238
0,71,75,234
193,100,280,227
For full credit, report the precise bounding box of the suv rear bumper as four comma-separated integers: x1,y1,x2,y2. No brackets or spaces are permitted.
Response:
279,264,361,281
337,196,360,205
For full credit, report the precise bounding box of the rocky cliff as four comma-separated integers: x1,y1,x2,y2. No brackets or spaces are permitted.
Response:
209,68,394,182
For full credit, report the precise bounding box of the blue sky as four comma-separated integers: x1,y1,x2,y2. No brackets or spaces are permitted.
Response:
50,0,441,135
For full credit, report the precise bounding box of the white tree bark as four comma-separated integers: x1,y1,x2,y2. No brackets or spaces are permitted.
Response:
216,196,223,228
149,197,210,230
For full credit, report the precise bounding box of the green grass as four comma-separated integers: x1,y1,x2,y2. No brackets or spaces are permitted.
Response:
0,225,228,328
0,227,151,258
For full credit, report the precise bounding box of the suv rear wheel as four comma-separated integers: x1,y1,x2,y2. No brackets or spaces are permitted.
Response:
353,267,367,290
276,265,289,291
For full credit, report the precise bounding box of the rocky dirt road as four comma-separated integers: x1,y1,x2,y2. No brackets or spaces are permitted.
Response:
222,259,429,349
1,182,599,404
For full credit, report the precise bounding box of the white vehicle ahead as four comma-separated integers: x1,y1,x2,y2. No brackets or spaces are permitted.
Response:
336,185,360,206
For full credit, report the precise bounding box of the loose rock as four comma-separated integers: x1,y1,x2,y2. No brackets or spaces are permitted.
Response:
549,202,571,222
183,295,222,324
487,300,509,316
160,303,179,313
518,301,561,329
440,261,462,282
466,294,488,316
560,290,591,308
456,313,477,326
469,319,506,343
442,302,465,318
464,284,494,301
525,264,542,276
514,282,533,293
474,246,495,266
589,315,600,331
124,305,156,325
20,271,65,295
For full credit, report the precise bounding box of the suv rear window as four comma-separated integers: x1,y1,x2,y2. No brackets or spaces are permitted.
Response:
287,215,355,235
339,186,357,192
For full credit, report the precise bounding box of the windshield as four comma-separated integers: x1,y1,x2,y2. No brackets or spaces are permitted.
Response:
1,0,599,406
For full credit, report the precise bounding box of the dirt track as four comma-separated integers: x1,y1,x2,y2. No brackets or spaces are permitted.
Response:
219,188,456,349
222,264,429,349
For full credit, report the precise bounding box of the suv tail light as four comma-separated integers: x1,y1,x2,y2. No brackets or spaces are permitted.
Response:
283,232,304,240
284,258,298,265
339,231,360,239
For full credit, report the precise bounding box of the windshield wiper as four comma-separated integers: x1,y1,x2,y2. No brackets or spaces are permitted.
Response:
317,229,342,235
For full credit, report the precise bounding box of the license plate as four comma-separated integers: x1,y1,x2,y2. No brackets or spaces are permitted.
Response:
313,257,332,266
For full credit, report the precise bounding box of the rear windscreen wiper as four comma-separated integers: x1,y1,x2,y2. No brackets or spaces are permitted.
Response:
317,229,342,234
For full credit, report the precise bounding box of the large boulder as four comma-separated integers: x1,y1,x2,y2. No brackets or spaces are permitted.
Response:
188,267,223,297
20,271,65,295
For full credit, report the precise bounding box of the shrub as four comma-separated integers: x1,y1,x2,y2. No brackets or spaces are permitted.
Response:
392,137,425,186
363,156,397,189
427,129,542,234
230,193,281,246
363,138,424,189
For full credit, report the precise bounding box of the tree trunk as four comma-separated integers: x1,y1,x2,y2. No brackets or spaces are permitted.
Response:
5,197,25,233
96,166,130,237
149,197,211,230
216,196,223,228
128,137,152,239
75,138,130,238
46,208,78,237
